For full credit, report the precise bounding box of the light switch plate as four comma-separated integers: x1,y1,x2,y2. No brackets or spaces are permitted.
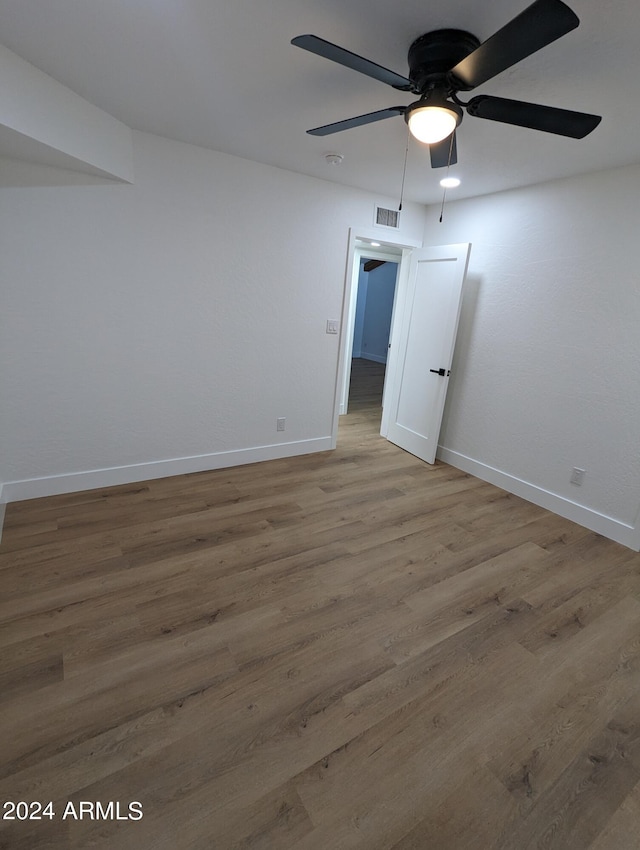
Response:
326,320,339,335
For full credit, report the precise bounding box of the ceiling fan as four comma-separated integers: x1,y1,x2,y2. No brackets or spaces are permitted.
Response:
291,0,601,168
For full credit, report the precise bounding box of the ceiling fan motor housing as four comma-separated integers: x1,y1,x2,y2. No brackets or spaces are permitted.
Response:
407,29,480,93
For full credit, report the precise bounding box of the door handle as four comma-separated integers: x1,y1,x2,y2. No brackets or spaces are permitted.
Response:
429,368,450,376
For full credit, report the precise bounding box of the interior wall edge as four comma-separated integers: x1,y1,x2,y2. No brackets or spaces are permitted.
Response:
1,437,333,504
437,446,639,552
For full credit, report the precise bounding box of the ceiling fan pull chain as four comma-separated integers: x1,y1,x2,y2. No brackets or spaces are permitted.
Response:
439,186,447,223
439,133,455,222
398,130,410,212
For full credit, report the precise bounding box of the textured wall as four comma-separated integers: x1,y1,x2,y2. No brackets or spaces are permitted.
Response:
429,164,640,541
0,131,425,495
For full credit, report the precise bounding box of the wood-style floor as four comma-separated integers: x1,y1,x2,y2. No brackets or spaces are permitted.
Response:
2,358,640,849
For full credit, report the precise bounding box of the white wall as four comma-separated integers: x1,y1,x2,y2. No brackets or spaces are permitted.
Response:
352,259,398,362
429,164,640,549
360,261,398,363
0,130,425,500
0,44,133,181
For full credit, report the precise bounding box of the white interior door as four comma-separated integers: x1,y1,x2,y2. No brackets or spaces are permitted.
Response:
381,243,471,464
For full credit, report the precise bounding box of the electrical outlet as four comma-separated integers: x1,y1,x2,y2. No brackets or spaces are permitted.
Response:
570,467,585,486
277,417,286,432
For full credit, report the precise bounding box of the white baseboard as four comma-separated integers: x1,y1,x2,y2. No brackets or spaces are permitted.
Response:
437,446,639,552
361,353,388,364
1,437,333,504
5,440,637,553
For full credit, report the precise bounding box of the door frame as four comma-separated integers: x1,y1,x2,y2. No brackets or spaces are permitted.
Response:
331,227,421,447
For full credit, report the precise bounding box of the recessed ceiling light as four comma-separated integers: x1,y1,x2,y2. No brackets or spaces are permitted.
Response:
440,176,461,188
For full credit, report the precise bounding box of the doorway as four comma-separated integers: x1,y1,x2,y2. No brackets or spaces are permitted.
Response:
332,230,470,464
335,229,417,429
349,254,399,416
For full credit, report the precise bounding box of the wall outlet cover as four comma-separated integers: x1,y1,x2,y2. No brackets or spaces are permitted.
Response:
570,467,586,485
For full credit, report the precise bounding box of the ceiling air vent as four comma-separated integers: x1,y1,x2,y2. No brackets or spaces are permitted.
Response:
374,205,400,228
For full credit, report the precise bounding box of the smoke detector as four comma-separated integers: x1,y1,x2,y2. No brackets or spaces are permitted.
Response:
325,153,344,165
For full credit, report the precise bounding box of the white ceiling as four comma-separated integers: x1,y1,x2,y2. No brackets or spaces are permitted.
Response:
0,0,638,205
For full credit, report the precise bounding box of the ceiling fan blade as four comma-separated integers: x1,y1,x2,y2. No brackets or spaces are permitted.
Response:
467,95,601,138
429,132,458,168
292,35,414,91
306,106,406,136
449,0,579,90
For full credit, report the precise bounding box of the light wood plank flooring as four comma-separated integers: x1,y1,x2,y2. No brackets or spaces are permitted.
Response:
1,362,640,849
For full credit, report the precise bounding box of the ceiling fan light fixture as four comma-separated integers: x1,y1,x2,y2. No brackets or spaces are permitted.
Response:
406,99,463,145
